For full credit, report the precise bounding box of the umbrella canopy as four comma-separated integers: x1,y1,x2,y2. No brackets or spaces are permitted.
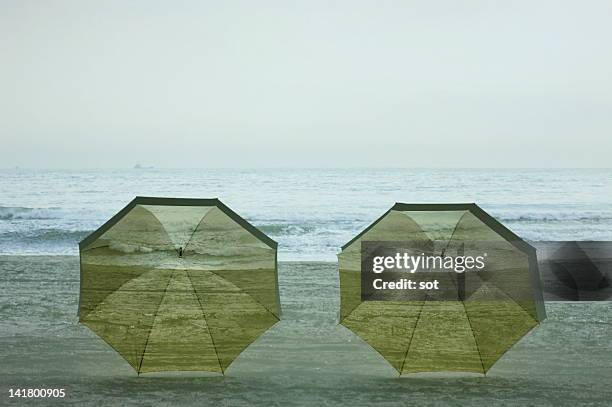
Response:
78,197,280,375
338,203,546,375
545,241,611,300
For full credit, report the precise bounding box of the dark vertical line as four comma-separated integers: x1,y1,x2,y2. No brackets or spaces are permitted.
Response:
140,206,175,248
399,295,427,375
447,271,486,375
77,254,83,319
137,270,175,374
274,251,282,319
441,211,469,256
457,242,465,301
460,299,486,375
185,269,224,375
182,208,215,253
444,211,486,373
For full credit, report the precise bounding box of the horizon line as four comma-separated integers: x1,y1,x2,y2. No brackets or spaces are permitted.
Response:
1,166,612,171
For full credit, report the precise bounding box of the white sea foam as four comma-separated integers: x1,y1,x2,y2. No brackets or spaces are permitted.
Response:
1,168,611,260
0,206,64,220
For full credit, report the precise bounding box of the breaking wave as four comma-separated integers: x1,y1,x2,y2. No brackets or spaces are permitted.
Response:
0,206,64,221
258,224,318,236
497,212,612,223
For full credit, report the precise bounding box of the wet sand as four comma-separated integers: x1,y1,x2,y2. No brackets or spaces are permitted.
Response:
0,256,610,406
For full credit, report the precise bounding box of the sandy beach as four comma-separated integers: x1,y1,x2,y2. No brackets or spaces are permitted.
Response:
1,256,610,406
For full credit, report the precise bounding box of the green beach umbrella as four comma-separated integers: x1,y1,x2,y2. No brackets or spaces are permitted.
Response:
338,203,546,375
78,197,280,375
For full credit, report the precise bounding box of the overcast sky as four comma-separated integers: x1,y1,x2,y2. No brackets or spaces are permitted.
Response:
1,1,611,168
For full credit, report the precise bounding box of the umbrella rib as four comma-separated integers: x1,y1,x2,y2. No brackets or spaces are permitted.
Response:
185,269,225,375
182,208,215,253
448,275,486,374
338,270,366,324
441,210,470,256
180,208,279,320
338,301,362,324
80,319,147,373
80,266,173,321
205,269,280,320
442,209,537,320
459,299,486,374
438,210,486,373
137,270,175,375
337,322,405,374
398,295,427,375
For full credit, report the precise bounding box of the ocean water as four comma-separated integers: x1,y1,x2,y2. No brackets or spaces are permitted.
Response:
0,168,611,260
1,169,611,405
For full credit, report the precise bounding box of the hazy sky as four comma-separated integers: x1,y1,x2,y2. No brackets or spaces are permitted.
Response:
2,1,611,168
